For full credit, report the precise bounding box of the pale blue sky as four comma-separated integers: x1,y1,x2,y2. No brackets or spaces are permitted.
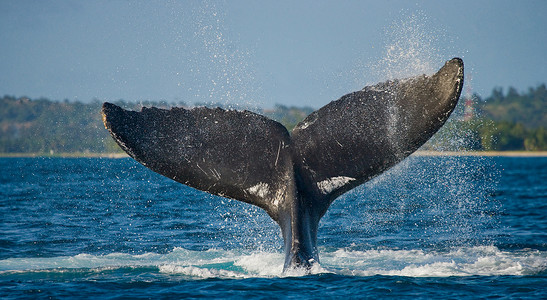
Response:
1,0,546,108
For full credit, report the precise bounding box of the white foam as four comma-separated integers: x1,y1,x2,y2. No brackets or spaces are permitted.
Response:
234,251,284,276
1,246,545,278
159,265,245,279
321,246,547,277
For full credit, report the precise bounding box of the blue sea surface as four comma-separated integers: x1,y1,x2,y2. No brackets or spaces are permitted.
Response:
1,156,546,299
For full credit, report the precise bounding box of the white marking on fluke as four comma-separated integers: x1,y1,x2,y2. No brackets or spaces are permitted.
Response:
316,176,356,194
247,183,269,198
272,190,283,208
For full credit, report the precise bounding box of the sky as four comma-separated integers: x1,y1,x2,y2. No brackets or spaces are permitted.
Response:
1,0,546,108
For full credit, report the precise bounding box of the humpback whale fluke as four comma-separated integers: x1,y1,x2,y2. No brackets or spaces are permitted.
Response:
102,58,464,271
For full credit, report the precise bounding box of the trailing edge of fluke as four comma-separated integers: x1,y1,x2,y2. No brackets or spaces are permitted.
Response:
102,58,464,272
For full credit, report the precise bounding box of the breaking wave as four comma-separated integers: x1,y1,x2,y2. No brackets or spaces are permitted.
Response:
1,246,545,280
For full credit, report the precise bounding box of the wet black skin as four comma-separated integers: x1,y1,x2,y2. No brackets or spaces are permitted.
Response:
102,58,464,272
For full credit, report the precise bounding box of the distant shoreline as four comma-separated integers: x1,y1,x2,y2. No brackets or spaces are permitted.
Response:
413,151,547,157
1,151,546,158
0,152,128,158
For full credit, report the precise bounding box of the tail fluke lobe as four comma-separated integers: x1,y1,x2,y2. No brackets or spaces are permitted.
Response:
291,58,464,215
102,103,294,221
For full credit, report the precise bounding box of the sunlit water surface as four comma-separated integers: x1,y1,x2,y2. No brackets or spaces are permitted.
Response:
1,156,546,298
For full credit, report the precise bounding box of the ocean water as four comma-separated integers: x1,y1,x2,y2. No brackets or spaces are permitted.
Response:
0,156,545,299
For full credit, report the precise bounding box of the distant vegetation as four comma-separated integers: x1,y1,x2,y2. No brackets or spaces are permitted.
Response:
0,84,545,154
427,84,546,151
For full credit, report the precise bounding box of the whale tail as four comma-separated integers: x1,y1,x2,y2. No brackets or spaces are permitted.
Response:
102,58,464,271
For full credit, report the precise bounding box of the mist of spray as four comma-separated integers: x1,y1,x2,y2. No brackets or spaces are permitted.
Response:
321,11,500,252
181,1,261,110
373,12,445,81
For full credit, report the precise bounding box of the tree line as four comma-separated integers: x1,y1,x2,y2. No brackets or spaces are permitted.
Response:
426,84,546,151
0,84,545,154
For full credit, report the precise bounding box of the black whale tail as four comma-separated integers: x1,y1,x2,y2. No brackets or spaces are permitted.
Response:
102,58,464,272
